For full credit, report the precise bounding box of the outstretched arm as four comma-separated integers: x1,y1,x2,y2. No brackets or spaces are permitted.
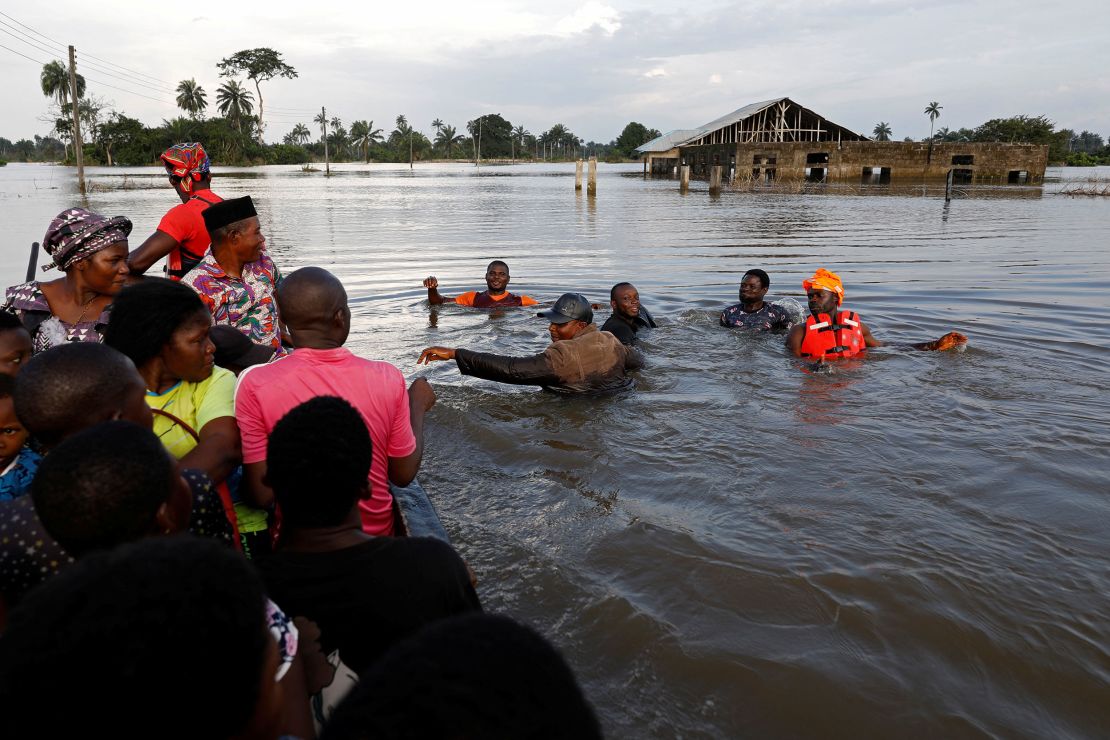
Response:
128,230,180,276
422,276,452,305
388,378,436,487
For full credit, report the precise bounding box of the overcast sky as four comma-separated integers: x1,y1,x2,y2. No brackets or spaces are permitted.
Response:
1,1,1107,145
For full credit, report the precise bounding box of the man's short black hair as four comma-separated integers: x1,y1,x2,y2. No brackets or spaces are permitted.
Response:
0,310,27,334
105,278,209,368
32,421,176,557
610,281,634,301
14,343,140,448
486,260,509,273
322,614,602,740
0,536,269,739
267,396,372,528
743,269,770,289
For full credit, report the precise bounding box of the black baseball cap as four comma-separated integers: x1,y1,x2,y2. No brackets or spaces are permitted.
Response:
537,293,593,325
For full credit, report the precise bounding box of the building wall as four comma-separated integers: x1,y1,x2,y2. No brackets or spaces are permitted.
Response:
675,141,1048,184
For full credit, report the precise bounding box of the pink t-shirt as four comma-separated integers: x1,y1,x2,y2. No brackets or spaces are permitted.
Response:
234,347,416,536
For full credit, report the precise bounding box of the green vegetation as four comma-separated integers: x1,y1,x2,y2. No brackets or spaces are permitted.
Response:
5,50,666,167
872,122,892,141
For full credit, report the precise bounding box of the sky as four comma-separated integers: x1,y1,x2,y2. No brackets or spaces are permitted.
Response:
1,0,1108,145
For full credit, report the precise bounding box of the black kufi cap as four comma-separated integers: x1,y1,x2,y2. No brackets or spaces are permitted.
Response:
537,293,593,325
202,196,257,232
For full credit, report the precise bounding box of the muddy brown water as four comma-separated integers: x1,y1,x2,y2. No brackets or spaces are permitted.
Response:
2,162,1108,738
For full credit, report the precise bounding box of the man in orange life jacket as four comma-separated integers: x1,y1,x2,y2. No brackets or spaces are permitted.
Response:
422,261,538,308
127,143,223,281
786,268,967,359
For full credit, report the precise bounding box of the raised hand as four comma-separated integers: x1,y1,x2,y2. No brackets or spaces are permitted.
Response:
422,276,439,289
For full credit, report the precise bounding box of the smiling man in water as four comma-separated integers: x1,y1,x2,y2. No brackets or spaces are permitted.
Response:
601,282,657,345
419,292,641,394
786,268,967,359
422,261,538,308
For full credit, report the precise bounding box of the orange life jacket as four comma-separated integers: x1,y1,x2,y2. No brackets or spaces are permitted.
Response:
800,310,865,359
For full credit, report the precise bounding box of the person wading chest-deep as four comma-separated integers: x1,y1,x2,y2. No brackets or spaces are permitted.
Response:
419,292,642,394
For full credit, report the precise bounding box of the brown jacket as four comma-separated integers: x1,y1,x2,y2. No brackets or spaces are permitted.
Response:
454,324,642,394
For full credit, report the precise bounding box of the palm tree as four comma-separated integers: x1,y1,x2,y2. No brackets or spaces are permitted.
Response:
924,102,942,140
313,110,330,174
175,79,207,119
350,120,383,163
872,122,892,141
40,60,86,159
431,118,443,136
290,123,311,145
924,101,942,162
41,60,84,108
216,80,254,132
435,125,463,157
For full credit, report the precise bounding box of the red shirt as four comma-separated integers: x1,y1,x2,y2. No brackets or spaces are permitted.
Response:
156,190,223,277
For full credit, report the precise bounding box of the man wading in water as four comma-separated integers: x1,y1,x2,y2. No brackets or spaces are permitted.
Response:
786,268,967,360
422,261,538,308
418,292,641,394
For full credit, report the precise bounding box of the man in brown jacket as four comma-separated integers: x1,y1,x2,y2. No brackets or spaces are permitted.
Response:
418,293,641,394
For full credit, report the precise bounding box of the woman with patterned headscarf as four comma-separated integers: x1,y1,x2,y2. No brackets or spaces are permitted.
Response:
3,208,131,354
127,142,224,280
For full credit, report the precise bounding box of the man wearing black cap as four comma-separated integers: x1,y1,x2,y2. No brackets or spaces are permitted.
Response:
418,293,641,394
181,196,285,354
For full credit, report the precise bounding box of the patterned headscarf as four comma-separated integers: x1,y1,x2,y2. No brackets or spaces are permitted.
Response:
42,208,132,273
160,142,211,194
802,268,845,306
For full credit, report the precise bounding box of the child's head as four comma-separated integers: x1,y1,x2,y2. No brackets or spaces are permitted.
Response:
0,311,32,377
0,374,29,465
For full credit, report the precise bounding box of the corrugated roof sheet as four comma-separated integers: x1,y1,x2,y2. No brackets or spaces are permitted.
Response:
635,129,702,153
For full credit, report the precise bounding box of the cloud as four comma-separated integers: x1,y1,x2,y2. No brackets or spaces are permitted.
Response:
709,73,722,84
554,2,621,36
644,67,667,79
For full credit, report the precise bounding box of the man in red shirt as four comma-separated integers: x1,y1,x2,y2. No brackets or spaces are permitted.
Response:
128,143,223,280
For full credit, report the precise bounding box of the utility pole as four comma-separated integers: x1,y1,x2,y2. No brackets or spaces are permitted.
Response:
476,119,482,167
321,106,330,176
409,129,413,170
67,45,85,194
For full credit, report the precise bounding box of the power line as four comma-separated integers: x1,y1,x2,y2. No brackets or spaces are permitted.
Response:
0,40,49,66
0,23,64,61
0,10,65,51
81,50,174,87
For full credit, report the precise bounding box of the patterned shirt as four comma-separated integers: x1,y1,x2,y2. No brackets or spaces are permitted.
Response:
181,251,283,351
720,301,793,332
3,282,111,354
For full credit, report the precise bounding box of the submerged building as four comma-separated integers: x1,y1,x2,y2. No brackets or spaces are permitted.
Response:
636,98,1048,185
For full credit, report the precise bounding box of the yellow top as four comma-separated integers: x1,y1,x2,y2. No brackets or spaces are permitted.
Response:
146,367,236,460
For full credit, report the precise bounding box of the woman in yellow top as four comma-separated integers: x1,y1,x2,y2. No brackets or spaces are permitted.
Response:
104,279,240,482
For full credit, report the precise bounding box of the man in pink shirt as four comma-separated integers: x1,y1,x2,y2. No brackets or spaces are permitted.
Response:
235,267,435,536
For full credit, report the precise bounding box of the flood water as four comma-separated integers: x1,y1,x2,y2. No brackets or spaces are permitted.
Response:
2,162,1108,738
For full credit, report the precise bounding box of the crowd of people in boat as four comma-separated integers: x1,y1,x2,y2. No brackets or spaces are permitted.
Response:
0,141,966,738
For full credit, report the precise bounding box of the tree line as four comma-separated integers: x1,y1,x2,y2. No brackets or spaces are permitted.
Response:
871,103,1109,165
0,46,665,167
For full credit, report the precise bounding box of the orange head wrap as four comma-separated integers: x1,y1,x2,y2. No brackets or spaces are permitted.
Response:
802,268,844,306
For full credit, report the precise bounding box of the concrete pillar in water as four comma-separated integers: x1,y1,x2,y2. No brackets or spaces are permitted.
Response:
575,160,583,191
587,157,597,196
679,165,690,192
709,165,723,194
